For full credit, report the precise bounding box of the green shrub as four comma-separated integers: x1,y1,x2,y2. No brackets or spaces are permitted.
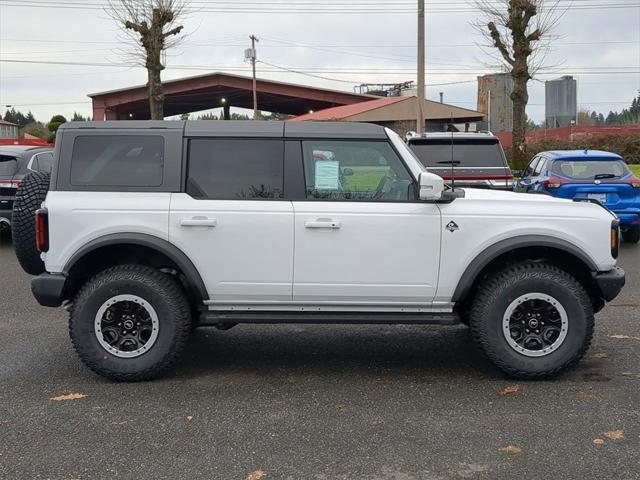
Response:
505,135,640,167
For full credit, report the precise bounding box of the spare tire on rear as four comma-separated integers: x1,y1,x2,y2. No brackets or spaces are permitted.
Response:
12,171,50,275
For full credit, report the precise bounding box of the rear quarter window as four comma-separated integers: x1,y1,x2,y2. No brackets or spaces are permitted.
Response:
70,136,164,186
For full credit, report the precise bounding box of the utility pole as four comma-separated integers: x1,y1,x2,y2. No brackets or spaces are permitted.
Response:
487,90,491,131
249,35,259,119
416,0,425,134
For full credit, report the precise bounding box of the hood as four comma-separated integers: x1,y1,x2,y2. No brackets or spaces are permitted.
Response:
458,187,615,220
461,187,564,203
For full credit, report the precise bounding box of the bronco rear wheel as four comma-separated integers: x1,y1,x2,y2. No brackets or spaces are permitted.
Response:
12,171,50,275
470,262,593,379
69,265,192,381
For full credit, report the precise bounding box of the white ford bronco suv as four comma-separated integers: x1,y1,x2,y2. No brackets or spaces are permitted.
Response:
13,121,625,381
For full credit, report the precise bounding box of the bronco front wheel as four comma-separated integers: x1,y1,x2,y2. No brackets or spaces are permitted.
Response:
470,262,594,379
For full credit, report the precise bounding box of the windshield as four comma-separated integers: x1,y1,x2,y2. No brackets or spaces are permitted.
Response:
0,155,18,176
551,159,630,180
409,140,506,168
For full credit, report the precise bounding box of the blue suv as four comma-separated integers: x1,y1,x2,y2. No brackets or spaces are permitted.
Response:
515,150,640,243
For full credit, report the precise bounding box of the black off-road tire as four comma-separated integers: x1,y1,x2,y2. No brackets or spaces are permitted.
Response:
12,171,50,275
622,226,640,244
69,265,192,382
457,305,471,327
469,262,594,379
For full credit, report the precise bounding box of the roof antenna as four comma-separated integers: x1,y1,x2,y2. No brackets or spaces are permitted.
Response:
450,113,455,192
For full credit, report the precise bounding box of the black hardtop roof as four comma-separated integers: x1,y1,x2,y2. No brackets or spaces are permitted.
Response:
60,120,183,131
59,120,387,139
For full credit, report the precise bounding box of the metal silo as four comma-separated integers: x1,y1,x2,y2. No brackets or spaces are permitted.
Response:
545,76,577,128
477,73,513,132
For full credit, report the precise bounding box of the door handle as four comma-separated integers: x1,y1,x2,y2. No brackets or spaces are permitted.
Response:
305,219,341,229
180,216,217,227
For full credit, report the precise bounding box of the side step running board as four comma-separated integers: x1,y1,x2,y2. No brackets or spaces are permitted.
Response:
198,311,460,326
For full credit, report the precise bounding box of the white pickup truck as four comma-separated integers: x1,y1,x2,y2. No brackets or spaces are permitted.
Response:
13,120,625,381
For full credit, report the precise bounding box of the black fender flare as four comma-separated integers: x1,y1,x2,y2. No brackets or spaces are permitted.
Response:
63,233,208,301
452,235,598,302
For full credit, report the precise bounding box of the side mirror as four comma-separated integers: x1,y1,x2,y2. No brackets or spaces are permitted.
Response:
418,171,444,201
342,167,354,176
521,178,532,186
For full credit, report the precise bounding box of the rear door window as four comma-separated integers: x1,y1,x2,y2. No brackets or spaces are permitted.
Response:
0,155,18,176
523,157,540,177
533,158,547,176
70,136,164,186
186,139,284,199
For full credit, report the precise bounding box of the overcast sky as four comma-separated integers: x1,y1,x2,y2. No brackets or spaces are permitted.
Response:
0,0,638,123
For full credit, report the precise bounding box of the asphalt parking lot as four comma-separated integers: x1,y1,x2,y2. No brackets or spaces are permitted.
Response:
0,232,638,480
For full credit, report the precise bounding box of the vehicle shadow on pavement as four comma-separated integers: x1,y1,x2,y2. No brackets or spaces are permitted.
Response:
175,324,500,381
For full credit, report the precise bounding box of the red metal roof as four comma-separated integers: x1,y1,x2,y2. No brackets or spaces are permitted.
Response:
89,72,376,120
0,119,19,126
289,96,409,121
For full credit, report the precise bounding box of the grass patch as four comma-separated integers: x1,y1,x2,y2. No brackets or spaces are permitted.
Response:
342,169,387,191
630,164,640,177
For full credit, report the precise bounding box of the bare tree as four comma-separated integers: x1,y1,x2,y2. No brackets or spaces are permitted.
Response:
107,0,188,120
474,0,562,168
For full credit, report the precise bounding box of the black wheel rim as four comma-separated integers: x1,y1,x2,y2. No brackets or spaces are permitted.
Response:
94,294,159,358
502,293,568,357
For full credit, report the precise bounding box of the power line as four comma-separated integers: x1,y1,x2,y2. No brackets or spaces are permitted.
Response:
1,68,135,79
258,60,356,84
2,0,630,3
1,0,635,3
0,101,92,107
1,58,638,74
1,38,638,48
3,98,634,108
2,0,638,5
1,0,638,13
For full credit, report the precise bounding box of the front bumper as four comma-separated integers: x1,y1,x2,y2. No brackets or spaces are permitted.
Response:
31,273,66,307
593,267,625,302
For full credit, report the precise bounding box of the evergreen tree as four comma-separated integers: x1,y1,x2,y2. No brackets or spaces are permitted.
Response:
197,112,218,120
71,112,89,122
2,108,36,128
3,108,17,124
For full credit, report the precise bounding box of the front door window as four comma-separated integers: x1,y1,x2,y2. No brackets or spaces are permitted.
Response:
301,140,415,201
